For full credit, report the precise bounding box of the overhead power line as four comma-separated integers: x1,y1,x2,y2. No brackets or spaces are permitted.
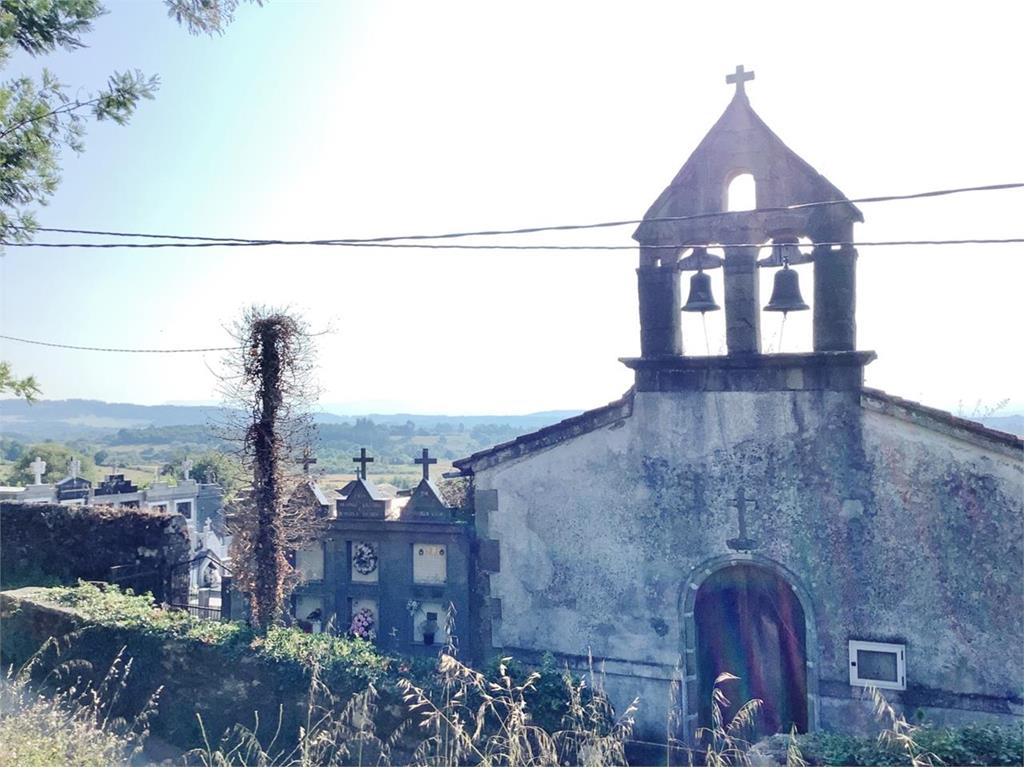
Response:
0,334,239,353
6,182,1022,248
2,238,1022,251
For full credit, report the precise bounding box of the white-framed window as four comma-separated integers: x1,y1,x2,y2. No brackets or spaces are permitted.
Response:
351,541,379,583
413,543,447,584
295,545,324,582
848,640,906,690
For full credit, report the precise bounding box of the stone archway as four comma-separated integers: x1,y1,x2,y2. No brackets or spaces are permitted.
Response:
680,556,818,743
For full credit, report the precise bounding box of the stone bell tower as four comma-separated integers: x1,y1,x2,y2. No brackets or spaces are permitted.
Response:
626,66,875,391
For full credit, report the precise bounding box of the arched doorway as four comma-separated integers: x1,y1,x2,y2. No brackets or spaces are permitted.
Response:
694,564,808,739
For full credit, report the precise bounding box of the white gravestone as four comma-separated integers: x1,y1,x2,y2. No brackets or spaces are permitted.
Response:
30,456,46,485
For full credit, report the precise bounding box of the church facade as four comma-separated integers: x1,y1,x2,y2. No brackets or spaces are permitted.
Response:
452,69,1024,741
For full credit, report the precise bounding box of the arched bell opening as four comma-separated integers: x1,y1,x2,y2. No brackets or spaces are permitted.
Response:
680,245,727,356
725,172,757,212
691,562,810,740
758,237,815,353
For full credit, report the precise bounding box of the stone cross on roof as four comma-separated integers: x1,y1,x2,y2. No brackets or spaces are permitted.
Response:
301,447,318,475
726,64,755,96
352,447,374,479
181,458,193,480
30,456,46,485
414,448,437,480
68,457,81,479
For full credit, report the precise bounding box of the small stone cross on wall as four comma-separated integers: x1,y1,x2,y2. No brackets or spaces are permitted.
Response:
30,456,46,485
726,486,759,551
726,65,755,96
415,448,437,480
352,447,374,480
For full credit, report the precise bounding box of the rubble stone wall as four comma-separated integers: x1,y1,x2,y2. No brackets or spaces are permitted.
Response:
0,501,190,600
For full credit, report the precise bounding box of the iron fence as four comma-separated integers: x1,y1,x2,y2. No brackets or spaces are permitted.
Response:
168,602,223,621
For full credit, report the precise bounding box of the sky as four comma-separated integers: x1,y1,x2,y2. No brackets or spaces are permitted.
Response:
0,1,1022,416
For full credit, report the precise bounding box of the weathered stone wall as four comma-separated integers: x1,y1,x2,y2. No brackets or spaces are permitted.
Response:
471,390,1023,739
0,589,408,755
0,501,190,600
0,590,311,751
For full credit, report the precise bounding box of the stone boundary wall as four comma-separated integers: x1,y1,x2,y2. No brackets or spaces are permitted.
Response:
0,589,312,751
0,501,189,600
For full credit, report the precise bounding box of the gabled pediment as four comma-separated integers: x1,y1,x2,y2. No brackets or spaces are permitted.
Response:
402,478,451,520
634,92,862,247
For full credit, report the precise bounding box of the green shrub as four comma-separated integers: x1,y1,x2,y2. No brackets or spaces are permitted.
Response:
496,652,596,733
798,723,1024,766
44,582,388,688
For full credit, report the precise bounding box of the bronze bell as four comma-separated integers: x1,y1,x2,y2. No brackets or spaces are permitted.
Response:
681,270,720,313
764,265,809,313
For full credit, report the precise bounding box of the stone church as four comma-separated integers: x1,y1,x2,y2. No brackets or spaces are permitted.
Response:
450,68,1024,741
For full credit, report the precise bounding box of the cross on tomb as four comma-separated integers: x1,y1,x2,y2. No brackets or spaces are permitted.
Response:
301,447,318,475
352,447,374,480
415,448,438,480
181,458,194,480
30,456,46,485
726,486,759,551
726,65,755,96
68,457,81,480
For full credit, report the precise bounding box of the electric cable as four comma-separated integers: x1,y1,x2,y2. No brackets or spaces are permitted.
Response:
5,182,1021,247
0,334,239,353
2,238,1021,250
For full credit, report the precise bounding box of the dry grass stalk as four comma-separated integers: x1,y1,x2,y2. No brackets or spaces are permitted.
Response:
0,638,161,767
869,685,942,767
695,672,764,767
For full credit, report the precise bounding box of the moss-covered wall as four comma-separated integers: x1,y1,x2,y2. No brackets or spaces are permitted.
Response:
0,501,190,599
471,390,1024,739
0,589,387,752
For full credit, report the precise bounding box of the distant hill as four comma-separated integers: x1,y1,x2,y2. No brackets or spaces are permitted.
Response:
3,397,1019,443
0,398,583,441
979,414,1024,437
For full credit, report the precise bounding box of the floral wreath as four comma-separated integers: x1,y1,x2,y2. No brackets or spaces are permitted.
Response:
350,607,375,639
352,541,378,575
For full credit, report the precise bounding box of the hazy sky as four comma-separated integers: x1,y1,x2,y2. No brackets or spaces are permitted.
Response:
1,1,1021,415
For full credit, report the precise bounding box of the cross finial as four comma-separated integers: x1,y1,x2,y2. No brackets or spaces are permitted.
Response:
181,458,194,481
352,447,374,480
68,457,81,480
301,447,318,476
30,456,46,485
414,447,438,480
726,65,755,96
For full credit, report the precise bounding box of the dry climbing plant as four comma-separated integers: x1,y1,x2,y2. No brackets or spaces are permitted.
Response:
220,307,323,630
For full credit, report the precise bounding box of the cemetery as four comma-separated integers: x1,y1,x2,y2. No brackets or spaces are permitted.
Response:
0,5,1021,764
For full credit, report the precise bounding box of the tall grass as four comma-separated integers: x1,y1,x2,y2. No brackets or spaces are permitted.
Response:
695,672,764,767
0,637,160,767
188,650,637,767
4,628,1020,767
